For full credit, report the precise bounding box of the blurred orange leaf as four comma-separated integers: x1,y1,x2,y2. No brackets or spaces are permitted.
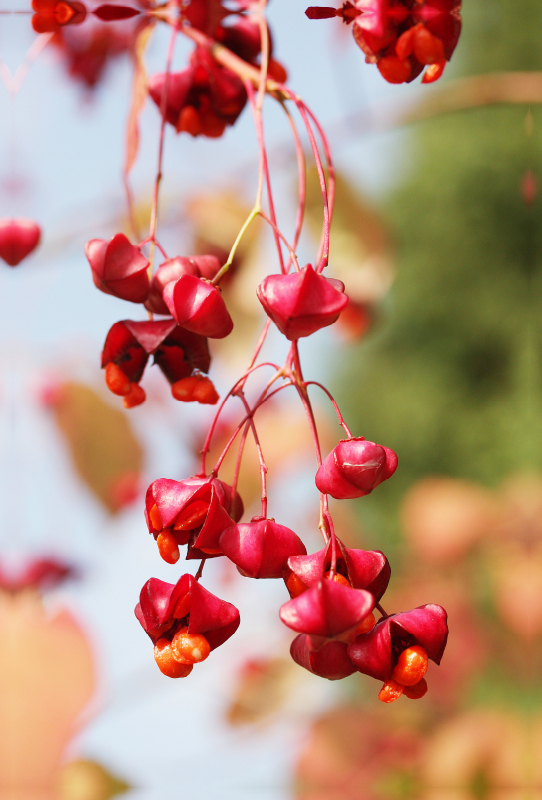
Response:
59,759,130,800
51,382,144,514
0,590,95,796
225,657,297,726
124,24,153,177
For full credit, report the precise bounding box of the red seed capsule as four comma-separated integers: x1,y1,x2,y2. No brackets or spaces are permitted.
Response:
105,362,131,396
157,531,180,564
378,678,404,703
392,645,429,686
172,627,211,664
154,638,193,678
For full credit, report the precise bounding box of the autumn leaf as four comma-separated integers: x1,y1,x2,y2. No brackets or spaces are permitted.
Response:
50,382,143,514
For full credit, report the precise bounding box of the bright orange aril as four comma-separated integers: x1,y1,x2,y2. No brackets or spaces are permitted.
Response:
154,638,193,678
105,362,131,396
191,377,219,405
157,531,180,564
324,570,351,587
149,620,174,638
149,503,163,532
199,547,223,555
377,55,411,84
177,106,201,136
355,611,376,635
123,383,146,408
171,376,198,402
174,500,209,531
378,679,404,703
285,572,308,598
172,628,211,664
173,593,190,619
412,26,445,64
422,61,446,83
392,645,428,686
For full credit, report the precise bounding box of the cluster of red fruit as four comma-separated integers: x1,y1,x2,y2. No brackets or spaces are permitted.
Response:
137,434,447,702
130,263,447,703
86,233,227,407
306,0,462,84
80,0,455,704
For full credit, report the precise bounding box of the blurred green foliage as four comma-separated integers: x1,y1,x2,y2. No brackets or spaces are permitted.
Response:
334,0,542,549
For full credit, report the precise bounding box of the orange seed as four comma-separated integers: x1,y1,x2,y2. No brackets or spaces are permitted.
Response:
154,639,193,678
172,627,211,664
105,362,131,396
392,645,429,686
378,679,404,703
157,531,180,564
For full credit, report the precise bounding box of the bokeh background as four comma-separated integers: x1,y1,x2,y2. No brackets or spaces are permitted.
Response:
1,0,541,798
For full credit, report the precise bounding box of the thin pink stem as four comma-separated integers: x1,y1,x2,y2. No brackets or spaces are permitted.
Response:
280,101,306,273
303,103,336,269
246,81,286,273
199,361,281,475
258,211,300,270
148,20,178,271
230,420,252,502
235,319,272,396
124,175,142,242
10,33,53,97
211,381,293,476
323,510,338,574
286,92,330,272
303,381,353,438
238,393,268,518
289,342,332,545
